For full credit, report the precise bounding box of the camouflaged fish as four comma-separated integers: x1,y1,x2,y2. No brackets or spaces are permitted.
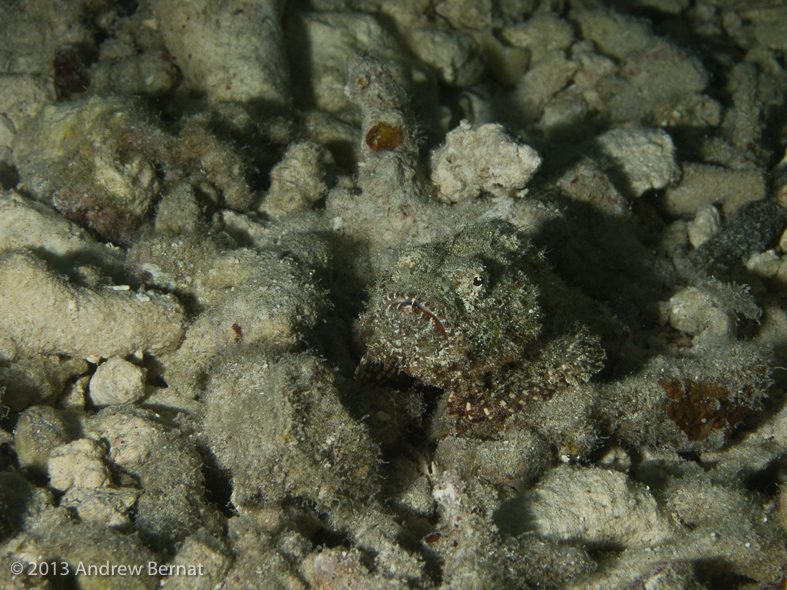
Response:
358,220,605,423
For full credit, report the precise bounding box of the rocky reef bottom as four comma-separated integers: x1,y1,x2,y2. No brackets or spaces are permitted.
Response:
2,0,787,588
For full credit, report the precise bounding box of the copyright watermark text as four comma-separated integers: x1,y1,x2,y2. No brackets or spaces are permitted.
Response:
11,560,205,577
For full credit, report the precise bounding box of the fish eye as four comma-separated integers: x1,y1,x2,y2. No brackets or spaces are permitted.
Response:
472,275,484,291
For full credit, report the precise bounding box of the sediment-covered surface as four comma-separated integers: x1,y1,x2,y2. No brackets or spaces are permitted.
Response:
2,1,787,588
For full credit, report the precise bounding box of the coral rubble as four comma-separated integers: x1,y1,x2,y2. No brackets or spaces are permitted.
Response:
2,1,787,588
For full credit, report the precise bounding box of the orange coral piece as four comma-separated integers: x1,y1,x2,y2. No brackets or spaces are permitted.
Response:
365,122,404,151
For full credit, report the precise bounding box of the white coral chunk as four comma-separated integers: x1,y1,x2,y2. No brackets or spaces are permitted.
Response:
431,121,541,203
596,127,680,197
47,438,110,492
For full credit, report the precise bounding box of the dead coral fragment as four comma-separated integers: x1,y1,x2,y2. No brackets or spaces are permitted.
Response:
365,121,404,151
0,250,184,359
431,120,541,203
13,97,165,243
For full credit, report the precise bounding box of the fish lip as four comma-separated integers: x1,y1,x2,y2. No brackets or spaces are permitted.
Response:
378,293,455,345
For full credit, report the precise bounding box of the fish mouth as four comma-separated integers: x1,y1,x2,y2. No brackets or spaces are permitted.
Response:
379,294,454,346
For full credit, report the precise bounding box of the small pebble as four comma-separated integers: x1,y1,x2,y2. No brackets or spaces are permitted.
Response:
89,357,146,407
688,205,722,249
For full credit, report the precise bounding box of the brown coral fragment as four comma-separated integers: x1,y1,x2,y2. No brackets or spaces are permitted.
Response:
53,47,91,96
365,121,404,151
52,184,142,244
661,377,749,441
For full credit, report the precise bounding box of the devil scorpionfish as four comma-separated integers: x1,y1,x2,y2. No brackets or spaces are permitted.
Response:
358,220,606,424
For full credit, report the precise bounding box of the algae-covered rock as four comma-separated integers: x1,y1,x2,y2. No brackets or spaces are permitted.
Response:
0,355,87,411
0,0,93,80
664,162,766,218
0,75,56,133
46,437,141,527
0,471,49,541
47,438,109,492
502,13,574,64
142,241,328,397
3,508,158,590
569,9,711,127
0,250,184,359
499,465,671,547
0,190,124,277
287,11,432,121
155,0,289,106
405,28,485,87
88,357,147,407
204,350,380,509
513,49,579,124
595,127,680,197
87,407,224,551
687,204,722,248
13,406,80,472
430,471,595,589
261,141,331,217
434,428,549,489
176,112,258,212
12,97,260,244
220,515,306,590
13,97,168,243
161,532,233,590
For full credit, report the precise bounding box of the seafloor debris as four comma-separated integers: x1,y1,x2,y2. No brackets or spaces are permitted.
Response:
430,121,542,203
0,249,184,360
2,1,787,588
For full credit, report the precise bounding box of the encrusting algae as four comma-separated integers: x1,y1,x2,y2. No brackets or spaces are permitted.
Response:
2,1,787,588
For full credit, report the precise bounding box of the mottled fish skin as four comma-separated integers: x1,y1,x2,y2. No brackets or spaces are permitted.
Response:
358,220,605,423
